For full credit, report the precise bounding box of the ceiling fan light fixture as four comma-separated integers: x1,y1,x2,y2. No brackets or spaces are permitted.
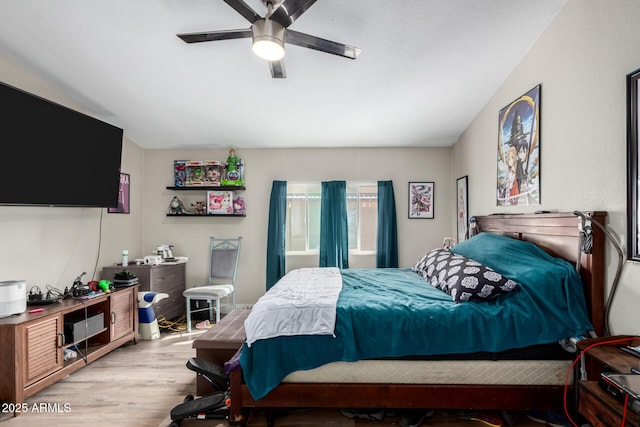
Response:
252,18,285,61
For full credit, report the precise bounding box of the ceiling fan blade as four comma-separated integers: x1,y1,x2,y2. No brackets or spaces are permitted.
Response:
222,0,261,23
177,29,252,43
269,60,286,78
270,0,318,28
286,30,361,59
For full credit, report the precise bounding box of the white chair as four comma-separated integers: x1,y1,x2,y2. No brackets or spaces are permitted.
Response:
183,237,242,332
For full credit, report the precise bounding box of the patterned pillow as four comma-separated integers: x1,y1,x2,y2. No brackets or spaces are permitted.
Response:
413,248,518,303
412,252,431,276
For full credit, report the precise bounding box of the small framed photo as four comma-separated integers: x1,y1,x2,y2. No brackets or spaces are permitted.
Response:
409,182,434,219
456,175,469,242
108,172,130,214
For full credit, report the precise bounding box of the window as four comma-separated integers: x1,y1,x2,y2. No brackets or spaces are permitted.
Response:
347,184,377,252
286,183,377,254
286,184,321,252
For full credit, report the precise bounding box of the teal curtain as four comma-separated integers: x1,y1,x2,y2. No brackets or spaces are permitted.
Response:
266,181,287,290
376,180,398,268
319,181,349,268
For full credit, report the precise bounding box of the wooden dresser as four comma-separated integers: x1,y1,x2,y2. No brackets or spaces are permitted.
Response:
101,262,186,321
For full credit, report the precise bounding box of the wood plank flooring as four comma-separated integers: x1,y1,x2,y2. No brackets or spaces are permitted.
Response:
0,328,553,427
1,329,202,427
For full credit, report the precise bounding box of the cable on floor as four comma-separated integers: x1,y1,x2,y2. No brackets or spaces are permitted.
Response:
157,314,188,332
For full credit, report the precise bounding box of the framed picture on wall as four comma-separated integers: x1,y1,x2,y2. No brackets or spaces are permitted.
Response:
627,68,640,261
456,175,469,242
408,182,434,219
497,84,541,206
108,173,130,214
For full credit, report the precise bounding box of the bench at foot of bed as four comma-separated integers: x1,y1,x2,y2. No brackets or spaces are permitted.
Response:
193,308,250,395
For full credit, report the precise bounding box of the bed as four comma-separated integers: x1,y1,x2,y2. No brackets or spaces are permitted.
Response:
227,212,606,425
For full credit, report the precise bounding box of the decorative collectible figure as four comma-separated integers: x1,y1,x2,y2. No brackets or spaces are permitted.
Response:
174,161,186,187
169,196,188,214
204,164,221,185
191,200,206,215
222,149,244,186
226,149,239,175
185,161,205,186
233,196,245,215
193,167,204,184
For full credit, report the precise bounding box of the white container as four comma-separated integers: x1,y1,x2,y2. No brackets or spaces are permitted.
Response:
0,280,27,318
122,250,129,267
144,255,162,265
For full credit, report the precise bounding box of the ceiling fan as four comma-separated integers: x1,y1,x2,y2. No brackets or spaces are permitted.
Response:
177,0,362,78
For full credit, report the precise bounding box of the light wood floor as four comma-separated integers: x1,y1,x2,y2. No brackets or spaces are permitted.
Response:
1,328,204,427
0,328,553,427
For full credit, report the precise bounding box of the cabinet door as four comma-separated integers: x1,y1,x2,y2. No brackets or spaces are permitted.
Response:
153,264,186,320
24,315,63,386
110,289,135,341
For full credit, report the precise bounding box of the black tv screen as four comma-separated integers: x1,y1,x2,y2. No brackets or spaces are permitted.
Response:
0,81,123,207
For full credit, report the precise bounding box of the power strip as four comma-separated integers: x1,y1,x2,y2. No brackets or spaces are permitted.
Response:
27,298,60,306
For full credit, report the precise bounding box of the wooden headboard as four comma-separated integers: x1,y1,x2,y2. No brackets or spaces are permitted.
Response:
474,212,606,336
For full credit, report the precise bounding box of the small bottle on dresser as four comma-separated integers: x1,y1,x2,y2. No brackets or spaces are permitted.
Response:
122,250,128,267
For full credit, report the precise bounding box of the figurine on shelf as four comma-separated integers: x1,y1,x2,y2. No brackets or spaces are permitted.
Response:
222,148,244,186
174,160,186,187
191,200,206,215
204,162,222,186
226,149,239,174
169,196,188,215
233,196,245,215
207,191,234,214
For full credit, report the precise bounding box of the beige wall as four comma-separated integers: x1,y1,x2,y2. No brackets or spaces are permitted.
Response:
0,54,452,304
142,147,452,305
452,0,640,335
0,50,145,288
0,47,452,303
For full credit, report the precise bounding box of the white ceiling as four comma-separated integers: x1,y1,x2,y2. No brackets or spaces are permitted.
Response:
0,0,566,150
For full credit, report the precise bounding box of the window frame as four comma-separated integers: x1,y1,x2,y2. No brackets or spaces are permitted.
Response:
628,67,640,261
285,181,377,256
285,183,321,255
346,182,378,255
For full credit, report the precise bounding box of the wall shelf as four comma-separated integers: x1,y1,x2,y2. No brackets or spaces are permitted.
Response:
166,185,246,216
166,213,246,217
166,186,245,191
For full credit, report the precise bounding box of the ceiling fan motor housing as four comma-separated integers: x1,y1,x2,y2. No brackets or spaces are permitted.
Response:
252,18,286,61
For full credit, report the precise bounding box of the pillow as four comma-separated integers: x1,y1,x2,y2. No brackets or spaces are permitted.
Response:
413,248,518,303
412,252,431,276
413,248,465,290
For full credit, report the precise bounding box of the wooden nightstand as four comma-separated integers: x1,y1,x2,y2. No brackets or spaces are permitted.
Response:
576,336,640,427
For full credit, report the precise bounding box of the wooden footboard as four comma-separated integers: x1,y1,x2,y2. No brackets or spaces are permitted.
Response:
228,212,605,426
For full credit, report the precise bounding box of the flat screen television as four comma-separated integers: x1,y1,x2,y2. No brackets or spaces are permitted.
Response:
0,81,123,207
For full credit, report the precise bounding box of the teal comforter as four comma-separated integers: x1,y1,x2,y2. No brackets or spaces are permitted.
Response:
240,233,593,400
